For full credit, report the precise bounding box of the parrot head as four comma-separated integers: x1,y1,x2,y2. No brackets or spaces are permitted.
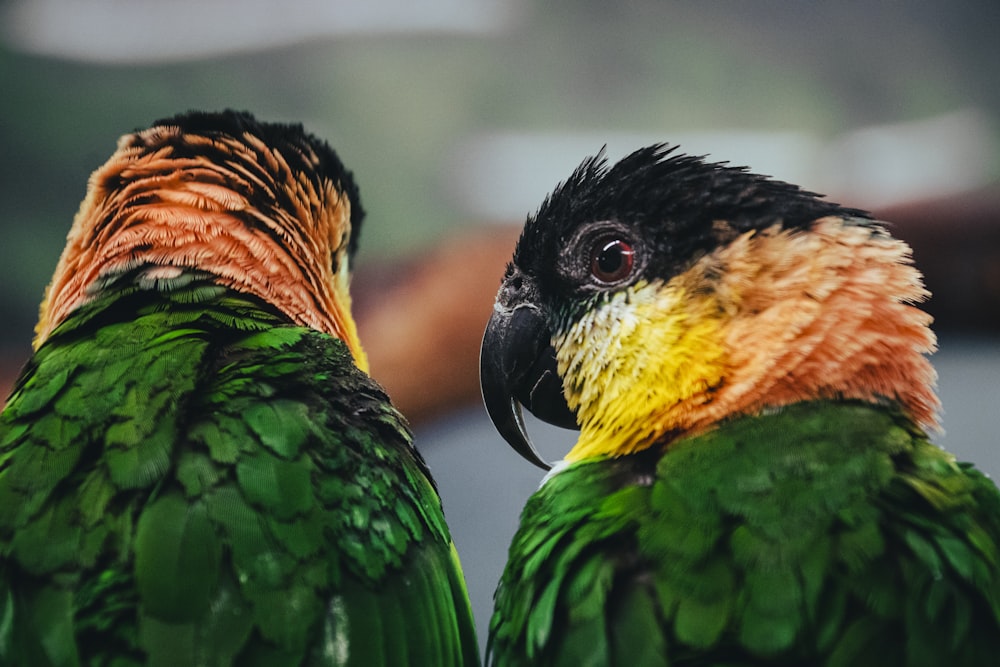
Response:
481,145,939,469
35,110,370,370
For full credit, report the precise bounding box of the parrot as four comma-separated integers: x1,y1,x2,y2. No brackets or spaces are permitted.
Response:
0,110,479,666
480,144,1000,666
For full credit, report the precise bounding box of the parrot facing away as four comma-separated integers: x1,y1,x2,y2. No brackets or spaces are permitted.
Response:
480,145,1000,666
0,110,479,666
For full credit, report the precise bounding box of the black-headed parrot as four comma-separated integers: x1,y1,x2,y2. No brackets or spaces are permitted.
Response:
0,110,479,666
480,145,1000,666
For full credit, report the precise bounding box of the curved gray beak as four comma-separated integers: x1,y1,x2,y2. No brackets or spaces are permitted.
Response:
480,297,577,471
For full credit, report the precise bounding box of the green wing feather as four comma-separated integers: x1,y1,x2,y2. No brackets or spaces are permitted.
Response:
0,276,479,666
488,402,1000,666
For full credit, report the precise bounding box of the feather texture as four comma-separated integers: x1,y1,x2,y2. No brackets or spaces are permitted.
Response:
488,403,1000,666
1,279,479,666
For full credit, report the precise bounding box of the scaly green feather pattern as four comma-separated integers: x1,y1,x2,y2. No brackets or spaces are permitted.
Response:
0,274,479,667
488,402,1000,666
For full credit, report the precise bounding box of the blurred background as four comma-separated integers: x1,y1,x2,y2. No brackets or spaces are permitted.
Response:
2,0,999,651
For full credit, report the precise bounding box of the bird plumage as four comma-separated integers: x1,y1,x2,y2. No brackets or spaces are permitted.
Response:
480,144,1000,665
0,110,478,666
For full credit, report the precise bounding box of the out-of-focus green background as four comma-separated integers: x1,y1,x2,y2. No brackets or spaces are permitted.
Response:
2,0,999,651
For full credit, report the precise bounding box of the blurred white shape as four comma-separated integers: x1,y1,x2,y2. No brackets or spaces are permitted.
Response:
2,0,519,63
825,108,998,208
450,109,999,222
448,129,825,222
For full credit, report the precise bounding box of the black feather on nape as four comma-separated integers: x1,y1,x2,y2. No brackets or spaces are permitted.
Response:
535,142,868,235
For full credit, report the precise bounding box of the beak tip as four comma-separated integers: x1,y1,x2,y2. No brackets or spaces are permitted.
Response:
480,375,553,471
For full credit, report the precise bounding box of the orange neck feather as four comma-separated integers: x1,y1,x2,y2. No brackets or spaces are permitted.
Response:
35,127,367,369
680,218,939,435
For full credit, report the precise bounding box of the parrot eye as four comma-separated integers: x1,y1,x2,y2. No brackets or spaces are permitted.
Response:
589,237,635,284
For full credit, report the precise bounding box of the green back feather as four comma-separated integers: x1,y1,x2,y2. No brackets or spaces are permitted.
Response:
0,276,479,666
489,402,1000,666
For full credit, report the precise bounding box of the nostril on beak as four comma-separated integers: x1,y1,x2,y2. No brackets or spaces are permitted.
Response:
499,271,527,309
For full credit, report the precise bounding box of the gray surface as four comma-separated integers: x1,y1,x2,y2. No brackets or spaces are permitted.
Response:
417,335,1000,651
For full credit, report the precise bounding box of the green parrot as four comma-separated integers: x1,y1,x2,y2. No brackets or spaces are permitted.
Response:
480,145,1000,666
0,110,479,666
